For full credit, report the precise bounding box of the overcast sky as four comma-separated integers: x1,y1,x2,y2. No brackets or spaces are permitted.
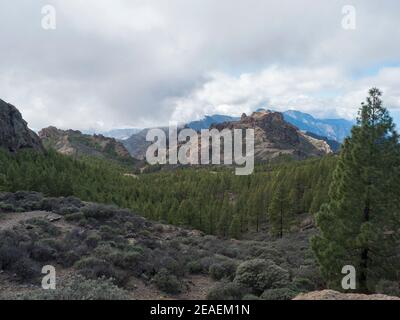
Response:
1,0,400,130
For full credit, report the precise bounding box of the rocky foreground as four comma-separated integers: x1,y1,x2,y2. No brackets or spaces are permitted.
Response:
294,290,400,300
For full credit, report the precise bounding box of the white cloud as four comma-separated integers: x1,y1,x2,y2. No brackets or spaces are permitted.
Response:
0,0,399,129
168,66,400,123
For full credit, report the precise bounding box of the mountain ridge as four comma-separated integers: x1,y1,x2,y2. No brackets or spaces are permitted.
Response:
0,99,44,153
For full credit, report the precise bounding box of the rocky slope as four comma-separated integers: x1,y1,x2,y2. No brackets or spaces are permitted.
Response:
39,126,137,165
294,290,400,300
212,110,332,161
0,99,44,153
123,128,156,160
123,111,332,162
283,110,353,142
0,192,319,300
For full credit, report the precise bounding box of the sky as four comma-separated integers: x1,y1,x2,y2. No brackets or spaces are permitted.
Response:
1,0,400,130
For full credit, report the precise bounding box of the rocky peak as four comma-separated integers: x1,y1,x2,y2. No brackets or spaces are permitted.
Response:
0,99,44,153
38,126,131,160
212,110,332,161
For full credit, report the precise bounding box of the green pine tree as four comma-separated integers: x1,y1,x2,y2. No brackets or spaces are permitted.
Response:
312,88,400,293
268,183,291,238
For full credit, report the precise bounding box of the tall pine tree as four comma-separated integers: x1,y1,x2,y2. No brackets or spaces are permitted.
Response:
312,88,400,292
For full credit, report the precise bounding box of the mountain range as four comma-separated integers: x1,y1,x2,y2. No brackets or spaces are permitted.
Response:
90,110,353,146
282,110,354,142
0,98,349,164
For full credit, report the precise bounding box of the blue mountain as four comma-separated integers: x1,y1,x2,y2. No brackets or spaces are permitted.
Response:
186,110,354,142
187,115,239,131
282,110,354,142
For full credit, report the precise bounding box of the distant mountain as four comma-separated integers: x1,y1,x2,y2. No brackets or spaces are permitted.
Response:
282,110,354,142
0,99,44,153
123,111,338,161
83,128,141,140
122,128,155,160
304,131,341,153
39,126,139,166
211,110,332,162
187,110,353,143
187,115,239,131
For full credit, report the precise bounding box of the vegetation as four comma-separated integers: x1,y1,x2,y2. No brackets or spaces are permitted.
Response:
0,192,320,300
0,148,336,238
312,88,400,293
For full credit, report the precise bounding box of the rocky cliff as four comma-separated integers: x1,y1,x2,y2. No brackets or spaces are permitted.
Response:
212,110,332,161
294,290,400,300
39,126,136,165
0,99,44,153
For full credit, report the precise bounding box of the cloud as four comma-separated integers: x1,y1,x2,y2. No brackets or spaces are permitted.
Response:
0,0,399,130
168,65,400,122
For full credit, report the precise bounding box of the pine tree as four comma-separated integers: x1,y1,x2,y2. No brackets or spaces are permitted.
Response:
268,183,291,238
229,214,241,239
312,88,400,292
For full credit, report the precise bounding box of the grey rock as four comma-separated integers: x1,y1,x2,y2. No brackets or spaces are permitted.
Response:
0,99,44,152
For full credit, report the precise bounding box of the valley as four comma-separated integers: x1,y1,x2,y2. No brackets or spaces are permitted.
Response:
1,90,400,300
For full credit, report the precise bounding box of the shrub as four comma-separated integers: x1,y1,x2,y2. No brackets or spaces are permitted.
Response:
187,261,203,274
82,204,116,221
260,287,298,300
0,245,24,269
64,212,84,222
152,269,182,294
0,203,15,212
12,257,41,281
207,281,248,300
85,232,101,248
242,294,260,300
74,257,127,285
234,259,290,294
25,218,61,237
21,275,130,300
375,280,400,297
31,242,57,262
292,277,316,292
209,260,237,280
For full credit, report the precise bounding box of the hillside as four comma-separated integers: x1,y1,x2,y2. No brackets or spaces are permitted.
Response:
212,110,332,162
283,110,353,142
0,191,320,300
123,111,333,161
0,99,44,153
39,126,139,167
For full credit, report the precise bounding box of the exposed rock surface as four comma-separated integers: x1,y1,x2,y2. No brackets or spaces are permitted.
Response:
0,99,44,152
293,290,400,300
39,126,137,164
123,111,332,162
212,110,332,161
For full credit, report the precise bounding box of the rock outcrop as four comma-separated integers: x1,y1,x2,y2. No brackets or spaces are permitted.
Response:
39,126,136,164
0,99,44,152
294,290,400,300
212,110,332,161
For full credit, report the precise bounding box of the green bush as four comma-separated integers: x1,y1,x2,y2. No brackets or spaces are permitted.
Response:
206,281,248,300
260,287,298,300
242,294,260,300
234,259,290,294
12,257,41,281
74,257,127,285
375,280,400,297
187,261,203,274
22,275,130,300
152,269,182,294
209,260,237,280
